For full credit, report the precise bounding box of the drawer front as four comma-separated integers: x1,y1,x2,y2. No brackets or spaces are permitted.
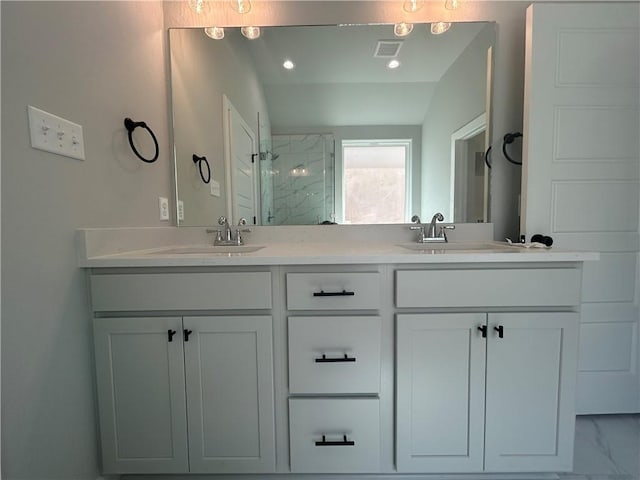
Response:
91,272,271,312
288,316,381,394
289,398,380,473
396,268,582,308
286,272,381,310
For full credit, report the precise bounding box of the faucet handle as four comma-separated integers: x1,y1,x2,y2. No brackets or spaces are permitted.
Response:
218,216,228,226
439,224,455,241
237,217,247,226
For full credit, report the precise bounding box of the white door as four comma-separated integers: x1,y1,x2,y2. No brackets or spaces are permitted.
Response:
183,316,275,473
93,317,189,474
224,96,258,224
396,313,486,473
484,313,579,472
521,3,640,413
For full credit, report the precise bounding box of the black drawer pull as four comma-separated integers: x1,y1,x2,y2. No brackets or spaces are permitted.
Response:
315,353,356,363
313,290,355,297
494,325,504,339
315,435,355,446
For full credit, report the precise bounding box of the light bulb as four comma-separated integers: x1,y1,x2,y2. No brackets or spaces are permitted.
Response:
403,0,425,13
188,0,207,14
283,59,295,70
431,22,452,35
394,22,414,37
230,0,251,14
204,27,225,40
445,0,461,10
241,26,261,39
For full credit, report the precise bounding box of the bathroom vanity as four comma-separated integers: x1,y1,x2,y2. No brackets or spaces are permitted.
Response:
79,226,596,477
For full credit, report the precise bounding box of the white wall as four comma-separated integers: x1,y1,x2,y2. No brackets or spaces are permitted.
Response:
170,28,270,226
1,2,169,478
421,23,494,220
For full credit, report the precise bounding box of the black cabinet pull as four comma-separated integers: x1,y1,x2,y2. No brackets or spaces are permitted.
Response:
313,290,355,297
477,325,487,338
168,329,177,342
184,329,193,342
315,435,355,446
494,325,504,338
315,353,356,363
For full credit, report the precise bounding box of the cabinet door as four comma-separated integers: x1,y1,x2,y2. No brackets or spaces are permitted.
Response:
484,312,579,472
396,313,486,472
184,316,275,473
93,317,188,474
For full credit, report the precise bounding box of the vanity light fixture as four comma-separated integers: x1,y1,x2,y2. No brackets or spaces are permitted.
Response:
387,59,401,69
204,27,225,40
188,0,207,14
393,22,414,37
241,26,261,39
290,164,309,177
230,0,251,14
403,0,425,13
283,59,295,70
431,22,452,35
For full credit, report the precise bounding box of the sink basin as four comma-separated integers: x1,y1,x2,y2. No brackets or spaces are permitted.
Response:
150,245,265,255
397,242,516,252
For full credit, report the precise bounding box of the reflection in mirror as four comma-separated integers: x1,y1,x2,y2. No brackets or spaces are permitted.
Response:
169,22,495,226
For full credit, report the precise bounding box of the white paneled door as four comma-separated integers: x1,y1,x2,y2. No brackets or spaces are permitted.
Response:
522,3,640,413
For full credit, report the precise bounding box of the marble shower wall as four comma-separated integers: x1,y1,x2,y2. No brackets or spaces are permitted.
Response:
269,134,335,225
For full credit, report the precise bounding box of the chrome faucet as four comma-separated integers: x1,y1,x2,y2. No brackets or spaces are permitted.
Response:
208,216,251,246
409,213,455,243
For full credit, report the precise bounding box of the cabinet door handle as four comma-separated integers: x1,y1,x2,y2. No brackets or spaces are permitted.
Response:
183,329,193,342
315,435,355,446
167,329,177,342
494,325,504,339
477,325,487,338
313,289,355,297
315,353,356,363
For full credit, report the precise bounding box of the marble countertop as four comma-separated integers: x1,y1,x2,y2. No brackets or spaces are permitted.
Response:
79,240,598,268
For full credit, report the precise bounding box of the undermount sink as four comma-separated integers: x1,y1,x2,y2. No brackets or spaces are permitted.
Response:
150,245,265,255
397,241,517,252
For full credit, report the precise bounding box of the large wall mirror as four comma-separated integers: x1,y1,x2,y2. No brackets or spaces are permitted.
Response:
169,22,495,226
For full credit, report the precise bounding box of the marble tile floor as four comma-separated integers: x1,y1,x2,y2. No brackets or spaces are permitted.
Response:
560,414,640,480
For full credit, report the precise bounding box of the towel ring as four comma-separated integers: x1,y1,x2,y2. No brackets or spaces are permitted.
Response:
124,117,159,163
192,154,211,184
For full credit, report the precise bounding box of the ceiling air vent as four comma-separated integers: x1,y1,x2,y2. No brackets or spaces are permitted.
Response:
374,40,404,58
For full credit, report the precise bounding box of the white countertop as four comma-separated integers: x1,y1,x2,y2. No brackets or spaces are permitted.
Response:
79,240,598,268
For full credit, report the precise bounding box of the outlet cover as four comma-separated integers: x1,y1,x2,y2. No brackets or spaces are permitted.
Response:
178,200,185,221
28,106,85,160
210,180,221,197
159,197,170,221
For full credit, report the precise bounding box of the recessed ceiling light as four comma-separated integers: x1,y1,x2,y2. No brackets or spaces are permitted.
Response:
283,60,295,70
387,59,401,69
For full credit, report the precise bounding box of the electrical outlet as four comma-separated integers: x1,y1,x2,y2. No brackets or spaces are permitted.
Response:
159,197,170,221
28,105,85,160
178,200,185,221
210,180,221,197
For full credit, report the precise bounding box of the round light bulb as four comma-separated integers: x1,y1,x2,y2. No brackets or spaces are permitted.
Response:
188,0,207,14
283,59,295,70
241,26,261,40
230,0,251,14
387,59,401,69
431,22,452,35
204,27,225,40
394,22,414,37
403,0,425,13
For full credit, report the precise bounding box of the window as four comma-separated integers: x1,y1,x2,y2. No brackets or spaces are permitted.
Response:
342,140,411,224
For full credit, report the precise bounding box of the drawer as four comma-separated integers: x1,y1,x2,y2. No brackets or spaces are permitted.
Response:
90,272,272,311
289,398,380,473
288,316,381,394
395,267,582,308
286,272,381,310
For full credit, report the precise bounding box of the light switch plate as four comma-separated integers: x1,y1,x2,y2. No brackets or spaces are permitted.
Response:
210,180,221,197
159,197,170,221
28,105,85,160
178,200,185,221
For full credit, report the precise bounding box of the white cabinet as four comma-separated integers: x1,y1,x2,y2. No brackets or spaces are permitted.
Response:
94,315,274,474
91,270,275,475
93,317,189,474
397,311,578,473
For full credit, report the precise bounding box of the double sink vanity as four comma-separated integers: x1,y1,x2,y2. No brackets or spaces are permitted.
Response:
79,223,596,477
